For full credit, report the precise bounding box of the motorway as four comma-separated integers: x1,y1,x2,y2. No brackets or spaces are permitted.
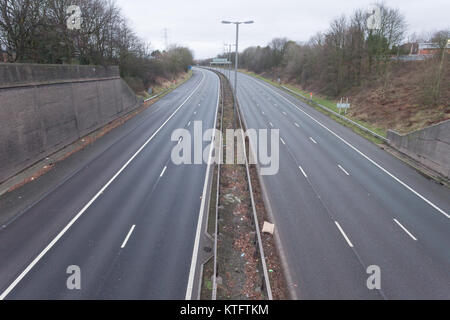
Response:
218,68,450,299
1,64,449,300
0,68,219,299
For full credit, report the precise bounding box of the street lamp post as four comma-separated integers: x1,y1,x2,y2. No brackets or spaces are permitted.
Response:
223,44,230,78
227,44,231,79
224,43,235,79
222,20,254,129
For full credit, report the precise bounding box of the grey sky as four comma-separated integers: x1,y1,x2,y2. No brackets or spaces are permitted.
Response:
115,0,449,59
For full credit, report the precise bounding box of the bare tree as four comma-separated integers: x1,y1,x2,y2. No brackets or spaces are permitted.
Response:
431,29,450,104
0,0,194,93
0,0,42,61
236,3,407,99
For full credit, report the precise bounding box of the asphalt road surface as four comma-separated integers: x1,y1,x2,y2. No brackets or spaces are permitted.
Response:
218,68,450,299
0,68,219,299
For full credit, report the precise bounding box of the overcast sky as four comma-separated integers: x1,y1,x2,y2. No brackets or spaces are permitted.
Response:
115,0,449,59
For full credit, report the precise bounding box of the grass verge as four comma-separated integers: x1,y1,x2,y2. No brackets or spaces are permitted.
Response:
138,71,193,101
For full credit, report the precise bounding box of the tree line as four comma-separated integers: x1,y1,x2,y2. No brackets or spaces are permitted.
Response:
0,0,193,92
235,4,447,104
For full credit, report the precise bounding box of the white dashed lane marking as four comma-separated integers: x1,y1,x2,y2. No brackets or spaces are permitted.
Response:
121,225,136,249
338,165,350,176
393,219,418,241
299,166,307,178
335,221,354,247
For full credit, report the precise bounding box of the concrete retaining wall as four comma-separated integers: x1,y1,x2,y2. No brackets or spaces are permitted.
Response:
0,63,119,87
0,63,141,183
387,120,450,178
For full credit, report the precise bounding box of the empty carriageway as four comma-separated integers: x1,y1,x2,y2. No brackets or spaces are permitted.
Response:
0,68,220,300
217,68,450,299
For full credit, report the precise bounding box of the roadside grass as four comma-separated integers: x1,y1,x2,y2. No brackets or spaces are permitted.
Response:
239,69,387,144
138,71,193,101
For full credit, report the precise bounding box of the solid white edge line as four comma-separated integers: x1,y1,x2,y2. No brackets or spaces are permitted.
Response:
299,166,308,178
393,219,418,241
160,166,167,177
121,225,136,248
338,164,350,176
244,74,450,219
335,221,354,248
0,69,207,301
185,72,220,300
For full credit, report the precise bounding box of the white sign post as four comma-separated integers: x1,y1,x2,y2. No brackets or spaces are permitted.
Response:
337,98,350,115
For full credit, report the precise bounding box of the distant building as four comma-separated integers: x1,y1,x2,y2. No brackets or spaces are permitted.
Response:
392,42,450,61
417,42,450,55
